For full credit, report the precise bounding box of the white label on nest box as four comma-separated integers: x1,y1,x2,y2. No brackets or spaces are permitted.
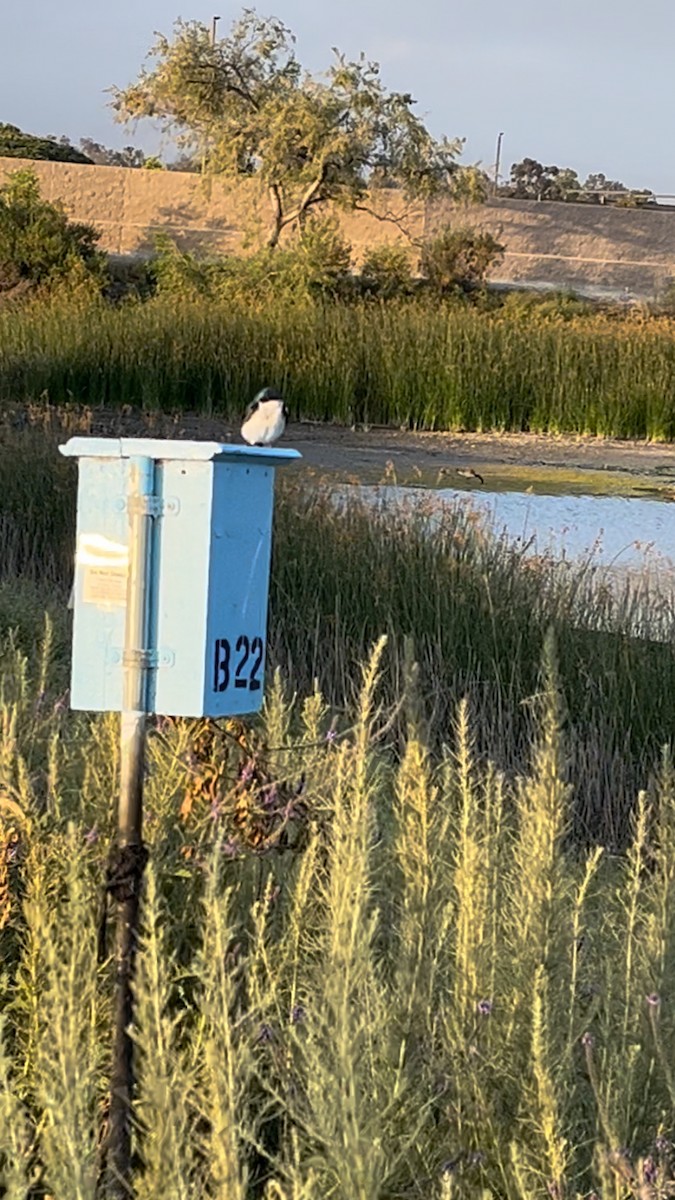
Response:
78,534,129,606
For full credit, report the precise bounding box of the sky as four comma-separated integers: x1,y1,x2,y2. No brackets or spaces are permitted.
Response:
2,0,675,194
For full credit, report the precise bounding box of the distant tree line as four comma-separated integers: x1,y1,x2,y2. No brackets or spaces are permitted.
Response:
498,157,656,207
0,123,198,171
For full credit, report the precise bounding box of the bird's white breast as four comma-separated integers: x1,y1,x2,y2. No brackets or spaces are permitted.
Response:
241,400,287,446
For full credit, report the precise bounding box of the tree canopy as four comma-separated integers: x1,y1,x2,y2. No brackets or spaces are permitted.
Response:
111,10,467,246
502,157,655,207
0,123,93,165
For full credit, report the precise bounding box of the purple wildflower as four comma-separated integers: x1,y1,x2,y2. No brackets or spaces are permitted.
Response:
84,825,99,846
643,1155,657,1185
325,729,338,744
655,1136,672,1156
647,992,661,1008
477,999,492,1017
291,1004,306,1026
240,760,255,785
261,783,279,809
257,1023,274,1045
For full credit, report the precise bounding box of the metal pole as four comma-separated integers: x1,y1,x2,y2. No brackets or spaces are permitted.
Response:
107,456,155,1199
494,131,504,194
211,14,220,44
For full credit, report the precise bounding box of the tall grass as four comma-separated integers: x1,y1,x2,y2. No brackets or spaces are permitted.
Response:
2,294,675,437
2,629,675,1198
1,415,675,844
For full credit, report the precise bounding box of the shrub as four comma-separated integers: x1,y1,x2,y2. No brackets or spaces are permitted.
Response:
152,215,352,304
419,224,504,293
359,244,414,298
0,169,105,294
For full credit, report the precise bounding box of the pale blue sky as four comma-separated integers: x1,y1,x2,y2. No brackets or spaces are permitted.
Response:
2,0,674,192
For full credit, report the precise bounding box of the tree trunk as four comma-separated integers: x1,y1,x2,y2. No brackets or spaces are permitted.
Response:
267,184,283,249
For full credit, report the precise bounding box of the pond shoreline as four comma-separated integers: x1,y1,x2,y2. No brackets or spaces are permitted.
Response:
11,403,675,495
46,406,675,496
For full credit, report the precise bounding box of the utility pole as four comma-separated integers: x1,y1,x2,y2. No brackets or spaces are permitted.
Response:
211,14,220,44
494,131,505,195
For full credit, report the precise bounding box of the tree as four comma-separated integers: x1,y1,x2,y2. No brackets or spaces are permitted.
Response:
504,158,580,202
111,11,466,248
0,168,104,293
583,172,626,195
0,123,93,165
78,138,149,168
501,159,656,207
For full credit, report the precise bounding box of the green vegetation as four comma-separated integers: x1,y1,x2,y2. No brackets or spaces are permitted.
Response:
419,225,505,293
2,416,675,1195
0,121,94,164
0,169,104,297
2,615,675,1197
2,414,675,852
1,165,671,442
2,290,675,438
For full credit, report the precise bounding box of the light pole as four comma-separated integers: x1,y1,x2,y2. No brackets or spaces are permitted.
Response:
211,14,220,44
494,131,505,195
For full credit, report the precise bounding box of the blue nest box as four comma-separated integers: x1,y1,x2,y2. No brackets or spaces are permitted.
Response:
60,437,301,717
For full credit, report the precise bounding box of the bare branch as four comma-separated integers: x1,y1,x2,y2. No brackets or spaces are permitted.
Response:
352,200,420,243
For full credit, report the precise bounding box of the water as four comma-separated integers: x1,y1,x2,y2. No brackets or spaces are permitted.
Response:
339,482,675,636
346,483,674,568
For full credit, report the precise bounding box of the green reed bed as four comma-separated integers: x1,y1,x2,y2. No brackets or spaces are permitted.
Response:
2,296,675,437
2,630,675,1199
1,417,675,846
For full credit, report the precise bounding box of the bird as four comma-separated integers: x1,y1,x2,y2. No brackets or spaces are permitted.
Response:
240,387,289,447
457,467,485,485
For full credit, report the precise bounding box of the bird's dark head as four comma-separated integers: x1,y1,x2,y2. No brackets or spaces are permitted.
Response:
253,386,283,404
247,386,288,423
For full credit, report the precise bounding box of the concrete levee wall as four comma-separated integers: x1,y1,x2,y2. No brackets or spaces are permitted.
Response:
2,156,675,298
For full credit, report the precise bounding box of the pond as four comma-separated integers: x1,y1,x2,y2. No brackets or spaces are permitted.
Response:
339,481,675,637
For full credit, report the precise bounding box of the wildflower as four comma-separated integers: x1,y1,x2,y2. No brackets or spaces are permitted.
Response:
221,838,240,859
477,999,492,1017
643,1156,657,1185
581,1031,593,1048
440,1158,460,1178
260,782,279,809
53,692,69,715
655,1136,672,1156
325,728,338,744
291,1004,306,1026
646,992,661,1008
240,760,255,784
84,825,99,846
257,1023,274,1044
